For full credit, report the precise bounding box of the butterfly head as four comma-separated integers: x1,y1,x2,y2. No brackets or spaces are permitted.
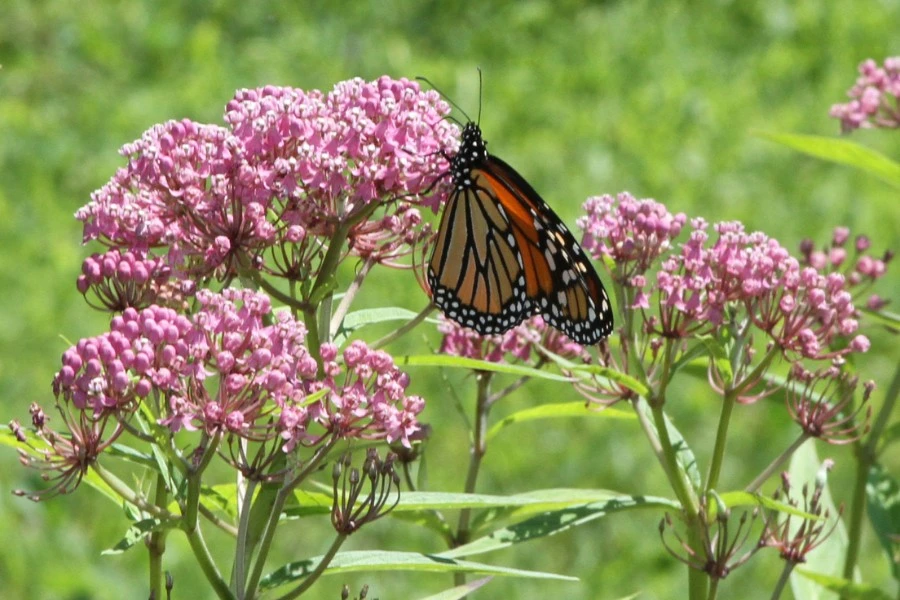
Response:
451,123,488,185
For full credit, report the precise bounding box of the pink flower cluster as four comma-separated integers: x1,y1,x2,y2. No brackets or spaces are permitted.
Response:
438,315,590,364
77,248,172,311
50,289,423,449
578,194,874,361
830,58,900,132
75,77,458,280
158,289,319,436
52,303,195,415
579,192,686,282
278,341,425,452
799,226,892,311
660,221,870,359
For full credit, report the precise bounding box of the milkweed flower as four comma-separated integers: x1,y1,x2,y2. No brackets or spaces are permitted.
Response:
785,364,873,444
579,192,686,282
763,460,843,563
799,226,893,311
438,315,591,365
76,78,458,281
77,248,172,311
306,340,425,450
36,289,425,495
830,57,900,132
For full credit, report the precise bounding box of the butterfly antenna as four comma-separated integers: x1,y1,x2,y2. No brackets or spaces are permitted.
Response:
416,75,473,123
476,67,483,126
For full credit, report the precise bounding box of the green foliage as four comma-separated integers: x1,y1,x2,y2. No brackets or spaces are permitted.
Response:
2,1,899,598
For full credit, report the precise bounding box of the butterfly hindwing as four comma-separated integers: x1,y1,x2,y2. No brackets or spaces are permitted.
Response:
428,183,532,335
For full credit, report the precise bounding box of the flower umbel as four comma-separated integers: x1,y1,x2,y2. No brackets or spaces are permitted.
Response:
76,77,458,282
830,57,900,132
331,449,401,535
785,364,873,444
659,495,763,580
12,403,124,499
762,460,843,563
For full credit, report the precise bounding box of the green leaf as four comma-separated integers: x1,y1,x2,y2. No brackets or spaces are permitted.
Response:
79,467,125,507
717,490,819,520
416,577,493,600
756,131,900,190
866,463,900,580
399,354,572,382
102,518,166,554
568,363,650,396
333,307,437,346
0,428,47,452
391,506,455,541
486,401,634,441
788,441,851,600
795,569,892,600
667,341,714,380
106,443,156,468
440,493,679,559
259,550,576,591
281,489,335,518
860,308,900,331
635,402,702,491
200,484,237,517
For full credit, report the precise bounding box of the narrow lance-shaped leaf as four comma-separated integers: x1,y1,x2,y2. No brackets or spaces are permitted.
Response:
259,550,577,591
400,354,572,381
486,401,634,442
440,494,679,559
866,463,900,580
756,131,900,190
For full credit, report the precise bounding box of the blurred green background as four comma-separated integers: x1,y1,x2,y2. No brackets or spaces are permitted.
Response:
2,1,898,598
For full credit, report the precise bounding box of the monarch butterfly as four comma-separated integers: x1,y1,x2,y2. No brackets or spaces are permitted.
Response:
426,117,614,345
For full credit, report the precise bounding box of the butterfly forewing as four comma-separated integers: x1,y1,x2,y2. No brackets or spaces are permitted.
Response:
482,156,614,343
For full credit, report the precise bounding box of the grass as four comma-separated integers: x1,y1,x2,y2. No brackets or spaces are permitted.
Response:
1,1,898,598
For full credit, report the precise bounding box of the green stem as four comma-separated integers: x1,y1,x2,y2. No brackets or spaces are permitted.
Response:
275,534,349,600
148,472,169,600
178,435,230,598
642,400,705,599
184,520,234,599
453,372,493,587
687,522,709,600
329,258,374,335
243,441,336,597
91,463,175,521
250,273,304,311
199,503,238,537
843,361,900,582
183,435,221,527
233,478,258,598
371,303,435,350
745,433,810,494
706,576,719,600
842,452,869,588
705,387,737,493
769,562,795,600
648,402,699,515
